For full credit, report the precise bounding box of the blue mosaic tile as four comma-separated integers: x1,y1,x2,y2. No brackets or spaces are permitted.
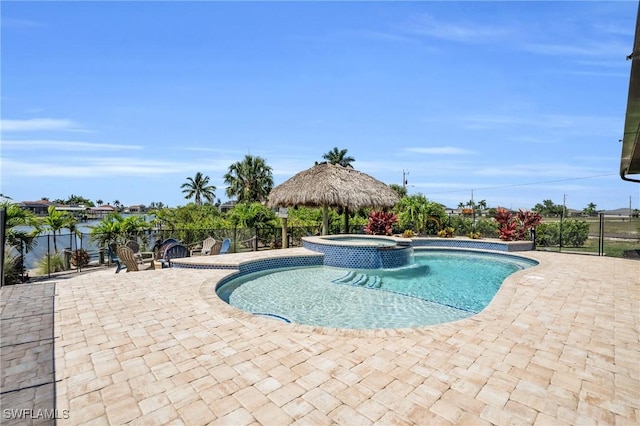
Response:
302,241,412,269
410,239,509,251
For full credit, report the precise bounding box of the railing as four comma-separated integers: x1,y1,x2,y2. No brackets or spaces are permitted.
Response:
3,217,637,285
5,226,326,282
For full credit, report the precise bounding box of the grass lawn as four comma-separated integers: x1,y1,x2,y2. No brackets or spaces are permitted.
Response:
537,236,639,258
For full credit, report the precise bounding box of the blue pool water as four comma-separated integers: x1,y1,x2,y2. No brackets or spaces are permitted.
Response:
216,250,537,329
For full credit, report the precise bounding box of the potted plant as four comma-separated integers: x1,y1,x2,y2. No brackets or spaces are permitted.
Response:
71,249,90,268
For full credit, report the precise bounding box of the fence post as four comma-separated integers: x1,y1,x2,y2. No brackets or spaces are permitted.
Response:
598,213,605,256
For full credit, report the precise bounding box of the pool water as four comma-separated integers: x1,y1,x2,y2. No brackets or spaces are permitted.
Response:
216,250,537,329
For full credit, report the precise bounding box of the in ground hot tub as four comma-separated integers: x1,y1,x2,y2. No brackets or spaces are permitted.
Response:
302,235,413,269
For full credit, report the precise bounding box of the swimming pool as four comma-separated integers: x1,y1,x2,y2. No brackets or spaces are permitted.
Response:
216,249,538,329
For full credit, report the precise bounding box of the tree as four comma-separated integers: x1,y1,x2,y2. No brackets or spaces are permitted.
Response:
389,184,407,198
96,199,104,206
181,172,216,206
41,205,76,252
321,147,356,231
66,194,94,206
532,199,563,216
224,155,274,203
582,202,597,216
321,147,355,167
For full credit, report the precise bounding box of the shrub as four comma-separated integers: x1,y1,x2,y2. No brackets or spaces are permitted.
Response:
474,218,499,238
364,211,397,236
468,232,482,239
494,208,542,241
561,219,590,247
3,254,26,285
37,252,66,274
402,229,415,238
535,222,559,246
71,249,90,267
534,219,589,247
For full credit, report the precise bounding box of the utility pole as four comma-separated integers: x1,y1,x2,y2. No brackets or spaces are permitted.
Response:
402,170,409,188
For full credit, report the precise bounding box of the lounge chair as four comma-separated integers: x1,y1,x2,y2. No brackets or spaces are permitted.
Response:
127,239,153,261
117,246,155,272
219,238,231,254
107,243,126,273
158,243,190,268
190,237,216,256
209,240,223,255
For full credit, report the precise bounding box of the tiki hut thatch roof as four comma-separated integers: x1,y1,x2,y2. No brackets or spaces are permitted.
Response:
267,162,399,234
267,162,399,210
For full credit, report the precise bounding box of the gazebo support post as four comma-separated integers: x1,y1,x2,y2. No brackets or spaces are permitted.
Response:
281,217,288,249
322,204,329,235
343,207,350,234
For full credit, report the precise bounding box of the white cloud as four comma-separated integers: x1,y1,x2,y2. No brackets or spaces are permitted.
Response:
2,140,141,151
404,146,475,155
405,14,510,43
1,118,82,132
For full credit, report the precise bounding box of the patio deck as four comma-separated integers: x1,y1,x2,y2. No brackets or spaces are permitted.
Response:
1,250,638,425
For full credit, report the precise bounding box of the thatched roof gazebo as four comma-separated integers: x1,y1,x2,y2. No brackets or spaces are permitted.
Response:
267,162,400,235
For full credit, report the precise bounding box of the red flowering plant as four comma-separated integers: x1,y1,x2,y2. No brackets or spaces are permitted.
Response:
494,208,542,241
363,211,398,236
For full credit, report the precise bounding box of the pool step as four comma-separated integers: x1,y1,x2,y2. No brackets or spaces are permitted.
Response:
332,272,382,289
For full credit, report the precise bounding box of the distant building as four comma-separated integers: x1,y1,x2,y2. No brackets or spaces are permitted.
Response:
89,205,117,219
219,200,237,213
127,204,146,213
19,200,53,215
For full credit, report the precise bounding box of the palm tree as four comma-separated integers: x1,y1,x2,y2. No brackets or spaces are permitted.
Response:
322,147,355,167
41,205,76,252
96,199,104,206
321,147,356,231
181,172,216,205
224,155,274,203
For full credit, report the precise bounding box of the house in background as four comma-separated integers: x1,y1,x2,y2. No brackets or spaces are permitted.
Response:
19,200,53,215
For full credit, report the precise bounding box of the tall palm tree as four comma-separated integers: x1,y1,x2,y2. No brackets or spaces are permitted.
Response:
41,205,76,252
224,155,274,203
322,147,355,167
321,147,356,231
181,172,216,205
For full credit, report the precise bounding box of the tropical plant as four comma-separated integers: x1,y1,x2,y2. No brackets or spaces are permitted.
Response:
474,218,499,238
41,205,76,252
582,202,598,216
321,147,355,167
2,202,39,284
37,252,65,274
534,219,589,247
3,255,26,285
227,202,276,228
532,199,564,216
65,194,94,206
402,229,415,238
389,184,407,198
181,172,217,205
394,194,446,235
71,249,90,267
224,155,274,203
363,211,397,235
89,213,151,247
494,208,542,241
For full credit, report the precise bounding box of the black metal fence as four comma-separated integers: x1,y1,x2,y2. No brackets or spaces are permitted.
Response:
2,216,638,285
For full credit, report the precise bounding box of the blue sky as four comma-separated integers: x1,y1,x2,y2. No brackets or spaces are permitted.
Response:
2,1,639,211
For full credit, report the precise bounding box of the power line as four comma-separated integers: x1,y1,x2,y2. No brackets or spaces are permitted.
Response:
422,173,617,196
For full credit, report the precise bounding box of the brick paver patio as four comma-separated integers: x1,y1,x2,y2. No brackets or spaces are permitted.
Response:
1,250,638,425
